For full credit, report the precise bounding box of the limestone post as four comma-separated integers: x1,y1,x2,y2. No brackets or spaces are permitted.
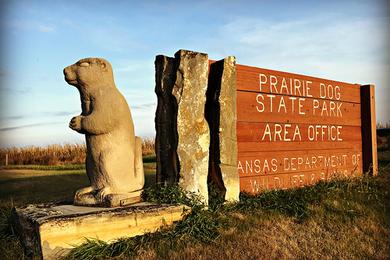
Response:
172,50,210,205
206,57,239,202
154,50,240,204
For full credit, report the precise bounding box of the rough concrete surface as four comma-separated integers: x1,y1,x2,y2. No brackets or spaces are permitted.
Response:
172,50,210,205
12,202,190,259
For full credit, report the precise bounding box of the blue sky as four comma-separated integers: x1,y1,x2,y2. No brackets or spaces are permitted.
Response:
0,0,389,147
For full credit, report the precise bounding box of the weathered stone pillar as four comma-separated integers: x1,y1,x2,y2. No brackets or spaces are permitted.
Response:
173,50,210,205
155,49,240,204
154,55,180,185
206,57,239,202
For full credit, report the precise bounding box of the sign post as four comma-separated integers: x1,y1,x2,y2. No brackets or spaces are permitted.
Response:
360,84,378,175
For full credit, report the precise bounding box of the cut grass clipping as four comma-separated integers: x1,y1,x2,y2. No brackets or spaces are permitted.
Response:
65,169,390,260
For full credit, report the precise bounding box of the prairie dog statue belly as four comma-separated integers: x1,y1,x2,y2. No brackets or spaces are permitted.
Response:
63,57,144,207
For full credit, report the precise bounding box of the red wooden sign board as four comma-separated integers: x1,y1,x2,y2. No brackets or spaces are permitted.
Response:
234,64,377,193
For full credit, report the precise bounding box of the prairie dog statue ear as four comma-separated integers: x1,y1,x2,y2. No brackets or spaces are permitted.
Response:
64,57,145,207
99,60,107,70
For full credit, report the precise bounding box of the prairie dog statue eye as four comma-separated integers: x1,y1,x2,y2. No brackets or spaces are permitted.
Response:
79,62,90,67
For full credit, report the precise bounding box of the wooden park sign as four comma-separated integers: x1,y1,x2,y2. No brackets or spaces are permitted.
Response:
235,64,377,193
155,50,378,202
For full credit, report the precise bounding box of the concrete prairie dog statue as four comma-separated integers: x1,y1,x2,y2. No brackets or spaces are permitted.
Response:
63,57,144,207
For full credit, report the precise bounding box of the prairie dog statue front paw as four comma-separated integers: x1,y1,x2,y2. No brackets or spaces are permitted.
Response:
69,116,83,132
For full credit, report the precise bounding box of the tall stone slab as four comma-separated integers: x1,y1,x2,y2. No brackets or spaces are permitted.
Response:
155,55,180,185
154,50,240,204
173,50,210,204
206,57,239,202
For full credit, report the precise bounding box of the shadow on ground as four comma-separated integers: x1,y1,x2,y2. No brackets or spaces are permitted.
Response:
0,168,156,207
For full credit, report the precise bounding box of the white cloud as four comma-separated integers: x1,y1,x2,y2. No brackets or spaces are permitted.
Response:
214,16,385,65
7,19,56,33
200,15,389,122
38,24,55,33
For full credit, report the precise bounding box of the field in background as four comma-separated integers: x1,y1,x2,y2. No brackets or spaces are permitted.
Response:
0,138,155,166
1,127,388,166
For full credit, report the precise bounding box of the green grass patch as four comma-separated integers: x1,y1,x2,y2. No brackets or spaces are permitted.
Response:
143,154,156,163
0,166,156,208
0,164,85,171
66,166,390,259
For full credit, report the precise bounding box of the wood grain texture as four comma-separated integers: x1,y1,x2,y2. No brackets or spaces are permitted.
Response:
236,91,361,126
238,140,362,152
239,166,361,193
235,63,364,191
237,122,361,143
236,64,361,103
238,149,362,176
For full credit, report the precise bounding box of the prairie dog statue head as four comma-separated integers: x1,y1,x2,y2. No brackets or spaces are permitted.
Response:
63,57,115,89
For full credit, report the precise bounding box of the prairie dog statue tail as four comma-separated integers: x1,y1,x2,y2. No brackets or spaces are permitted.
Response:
134,136,145,188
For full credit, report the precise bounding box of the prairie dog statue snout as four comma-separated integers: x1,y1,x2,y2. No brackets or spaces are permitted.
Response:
63,57,144,207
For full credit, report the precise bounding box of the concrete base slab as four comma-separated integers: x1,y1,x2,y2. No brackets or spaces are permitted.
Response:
12,202,190,259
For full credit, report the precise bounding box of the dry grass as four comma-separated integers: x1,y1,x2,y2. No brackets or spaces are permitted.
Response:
148,218,388,260
0,144,86,165
377,122,390,129
141,138,155,156
0,149,388,260
65,161,389,260
0,138,155,166
1,170,389,259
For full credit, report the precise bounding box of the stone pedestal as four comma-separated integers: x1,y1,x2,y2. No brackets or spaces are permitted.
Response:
12,202,190,259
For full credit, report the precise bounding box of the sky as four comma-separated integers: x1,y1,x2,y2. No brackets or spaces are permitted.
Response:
0,0,389,147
